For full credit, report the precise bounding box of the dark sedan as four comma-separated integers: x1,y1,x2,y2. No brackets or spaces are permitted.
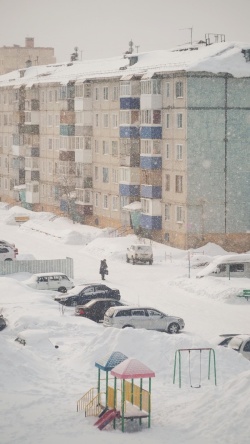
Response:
54,283,121,307
75,298,126,323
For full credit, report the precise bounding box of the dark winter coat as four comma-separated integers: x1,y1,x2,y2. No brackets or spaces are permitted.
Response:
99,260,108,275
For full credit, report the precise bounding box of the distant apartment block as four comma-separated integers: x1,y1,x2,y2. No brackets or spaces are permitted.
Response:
0,38,56,74
0,38,249,252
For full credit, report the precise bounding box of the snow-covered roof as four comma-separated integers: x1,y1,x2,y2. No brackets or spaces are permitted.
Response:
1,41,250,88
111,357,155,379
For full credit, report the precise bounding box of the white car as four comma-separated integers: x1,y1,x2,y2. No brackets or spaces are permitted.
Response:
103,305,185,334
126,244,153,265
23,272,74,293
0,245,16,261
227,335,250,361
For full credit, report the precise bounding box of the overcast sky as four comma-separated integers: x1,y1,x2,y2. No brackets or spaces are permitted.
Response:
1,0,250,63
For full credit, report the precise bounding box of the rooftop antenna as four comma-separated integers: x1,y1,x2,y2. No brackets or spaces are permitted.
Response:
128,39,134,54
179,27,193,45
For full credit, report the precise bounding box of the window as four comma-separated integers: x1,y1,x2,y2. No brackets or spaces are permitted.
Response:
49,90,53,102
175,175,183,193
176,144,183,160
111,141,118,156
95,87,99,100
141,110,151,124
177,113,183,128
103,114,109,128
120,110,130,125
95,114,99,127
165,174,170,191
141,140,151,154
176,81,183,98
112,168,119,183
103,86,109,100
120,81,131,96
166,82,170,97
166,143,170,159
176,206,184,223
94,167,99,180
84,83,91,98
141,198,150,214
103,195,108,209
229,264,244,273
75,84,83,97
120,196,129,208
164,233,170,242
95,193,99,207
152,79,161,94
112,114,118,128
166,113,170,128
94,140,99,153
120,168,129,182
165,204,170,221
102,141,109,155
112,86,119,101
48,138,53,150
153,110,161,124
84,137,91,150
112,196,119,210
103,167,109,183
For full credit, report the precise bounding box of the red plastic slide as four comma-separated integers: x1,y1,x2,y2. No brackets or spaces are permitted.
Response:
94,409,119,430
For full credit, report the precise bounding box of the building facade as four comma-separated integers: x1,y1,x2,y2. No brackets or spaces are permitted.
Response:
0,41,249,252
0,38,56,74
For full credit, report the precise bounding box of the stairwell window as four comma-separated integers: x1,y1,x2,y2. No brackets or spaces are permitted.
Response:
176,206,184,223
175,175,183,193
112,196,119,210
165,174,170,191
103,87,109,100
141,198,150,214
166,113,170,128
103,195,108,209
177,113,183,128
176,144,183,160
175,81,183,98
165,204,170,221
102,167,109,183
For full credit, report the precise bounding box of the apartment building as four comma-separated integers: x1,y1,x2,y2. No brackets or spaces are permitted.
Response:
0,38,56,75
0,40,249,252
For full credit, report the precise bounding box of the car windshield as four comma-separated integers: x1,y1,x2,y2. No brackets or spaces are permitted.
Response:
65,285,88,295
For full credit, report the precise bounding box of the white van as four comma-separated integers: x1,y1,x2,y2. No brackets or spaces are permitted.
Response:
23,272,74,293
126,244,153,265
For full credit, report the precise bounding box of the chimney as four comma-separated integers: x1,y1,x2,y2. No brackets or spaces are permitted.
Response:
25,37,34,48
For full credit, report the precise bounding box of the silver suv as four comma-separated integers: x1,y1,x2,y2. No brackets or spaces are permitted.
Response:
103,306,184,334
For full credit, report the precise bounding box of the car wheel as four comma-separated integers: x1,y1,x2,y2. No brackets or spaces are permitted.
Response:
122,325,134,329
58,286,67,293
126,255,130,263
168,323,180,334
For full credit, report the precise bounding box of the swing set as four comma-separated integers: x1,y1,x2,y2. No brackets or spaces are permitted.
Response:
173,348,217,388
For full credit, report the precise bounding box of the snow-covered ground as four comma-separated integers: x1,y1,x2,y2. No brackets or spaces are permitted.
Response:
0,204,249,444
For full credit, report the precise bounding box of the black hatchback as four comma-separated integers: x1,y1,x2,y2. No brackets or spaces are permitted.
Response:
54,283,121,307
0,315,7,331
75,298,126,323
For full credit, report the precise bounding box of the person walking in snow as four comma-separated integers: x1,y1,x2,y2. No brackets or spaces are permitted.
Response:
99,259,108,280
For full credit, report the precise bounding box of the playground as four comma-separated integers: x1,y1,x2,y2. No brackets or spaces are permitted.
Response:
77,347,217,432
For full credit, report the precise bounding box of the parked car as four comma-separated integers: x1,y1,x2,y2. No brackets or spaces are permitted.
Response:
103,306,185,333
23,272,74,293
0,245,16,261
227,334,250,361
0,315,7,331
126,244,153,265
0,240,18,256
54,283,121,307
75,298,127,323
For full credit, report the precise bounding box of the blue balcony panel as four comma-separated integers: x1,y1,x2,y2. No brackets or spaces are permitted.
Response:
140,156,162,170
119,184,140,197
140,126,162,139
120,97,140,109
141,185,162,199
60,125,75,136
140,214,162,230
120,126,140,139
